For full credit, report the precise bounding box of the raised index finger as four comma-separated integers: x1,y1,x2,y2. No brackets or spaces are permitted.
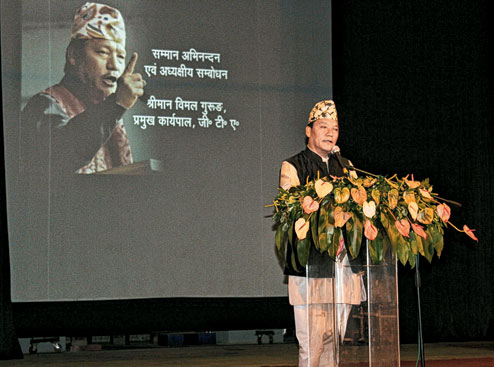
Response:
123,52,138,75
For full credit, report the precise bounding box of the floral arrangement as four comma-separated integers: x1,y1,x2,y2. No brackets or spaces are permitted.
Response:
269,173,478,268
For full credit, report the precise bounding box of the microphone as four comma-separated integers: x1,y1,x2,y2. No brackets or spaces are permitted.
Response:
331,145,350,174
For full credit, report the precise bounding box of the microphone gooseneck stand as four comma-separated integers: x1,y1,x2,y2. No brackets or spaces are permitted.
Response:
415,254,426,367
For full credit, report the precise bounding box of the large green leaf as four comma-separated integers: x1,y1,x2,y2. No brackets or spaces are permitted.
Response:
369,231,384,264
318,205,335,253
381,212,401,253
297,237,311,267
345,216,363,259
430,225,444,258
396,238,409,266
310,212,320,250
290,249,299,272
287,220,294,248
423,228,435,263
409,231,419,255
328,227,342,260
275,225,286,253
408,247,416,268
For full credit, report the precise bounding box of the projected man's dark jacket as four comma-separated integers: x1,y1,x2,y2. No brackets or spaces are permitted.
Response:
283,147,351,278
20,75,131,177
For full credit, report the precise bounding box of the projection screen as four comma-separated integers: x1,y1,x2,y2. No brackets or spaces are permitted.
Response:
1,0,333,301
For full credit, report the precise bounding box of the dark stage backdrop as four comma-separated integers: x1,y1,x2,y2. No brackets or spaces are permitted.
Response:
332,0,493,342
1,0,492,357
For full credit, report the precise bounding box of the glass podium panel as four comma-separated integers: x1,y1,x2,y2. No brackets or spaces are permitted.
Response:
305,240,400,367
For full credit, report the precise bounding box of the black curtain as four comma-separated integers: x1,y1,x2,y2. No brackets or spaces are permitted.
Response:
0,1,23,358
0,83,22,360
333,0,493,342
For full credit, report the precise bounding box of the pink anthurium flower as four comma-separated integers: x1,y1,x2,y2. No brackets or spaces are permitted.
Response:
436,203,451,223
463,225,478,242
395,219,410,238
351,185,367,205
404,174,421,189
364,220,378,241
334,207,352,228
294,218,310,240
301,196,319,214
411,223,427,239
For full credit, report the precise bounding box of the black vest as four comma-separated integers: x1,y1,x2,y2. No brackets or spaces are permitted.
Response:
283,148,351,278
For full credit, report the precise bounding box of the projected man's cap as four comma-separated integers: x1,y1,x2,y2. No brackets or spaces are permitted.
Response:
308,100,338,125
71,2,126,46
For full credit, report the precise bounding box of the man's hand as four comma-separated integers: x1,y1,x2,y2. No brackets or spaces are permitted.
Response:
115,52,146,110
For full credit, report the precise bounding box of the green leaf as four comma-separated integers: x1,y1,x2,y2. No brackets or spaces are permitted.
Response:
345,216,363,259
287,220,294,248
275,224,286,253
408,248,416,268
297,236,311,267
409,232,419,255
396,238,409,266
328,227,342,260
381,212,401,253
369,231,384,264
423,228,435,263
318,205,335,253
430,225,444,258
291,249,299,272
310,213,320,250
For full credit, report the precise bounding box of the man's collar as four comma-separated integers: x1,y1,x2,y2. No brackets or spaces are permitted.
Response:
306,146,329,162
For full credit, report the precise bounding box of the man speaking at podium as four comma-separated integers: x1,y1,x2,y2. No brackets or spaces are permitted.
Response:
280,100,356,367
21,2,146,175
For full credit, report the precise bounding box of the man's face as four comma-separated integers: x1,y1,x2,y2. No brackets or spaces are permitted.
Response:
73,39,126,102
306,118,339,157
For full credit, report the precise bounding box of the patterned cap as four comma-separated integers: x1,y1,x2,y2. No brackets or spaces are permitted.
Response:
71,2,125,46
308,100,338,125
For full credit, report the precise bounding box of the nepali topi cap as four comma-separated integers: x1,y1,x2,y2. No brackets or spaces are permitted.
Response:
71,2,126,46
308,100,338,125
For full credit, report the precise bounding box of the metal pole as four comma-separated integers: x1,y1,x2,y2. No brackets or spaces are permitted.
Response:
415,254,426,367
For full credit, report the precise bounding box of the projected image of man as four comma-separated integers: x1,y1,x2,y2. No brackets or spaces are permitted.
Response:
21,2,146,175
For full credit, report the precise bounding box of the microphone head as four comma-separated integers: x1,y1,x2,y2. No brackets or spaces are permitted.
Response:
331,145,340,154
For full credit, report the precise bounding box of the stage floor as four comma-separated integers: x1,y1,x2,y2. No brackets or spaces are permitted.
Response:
1,342,494,367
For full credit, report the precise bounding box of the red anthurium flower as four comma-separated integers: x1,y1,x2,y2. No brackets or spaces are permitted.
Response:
411,223,427,239
301,196,319,214
336,235,345,256
463,225,478,242
395,219,410,238
364,220,378,241
436,203,451,223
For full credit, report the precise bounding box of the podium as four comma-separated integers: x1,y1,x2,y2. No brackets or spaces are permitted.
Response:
94,159,164,175
304,240,400,367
